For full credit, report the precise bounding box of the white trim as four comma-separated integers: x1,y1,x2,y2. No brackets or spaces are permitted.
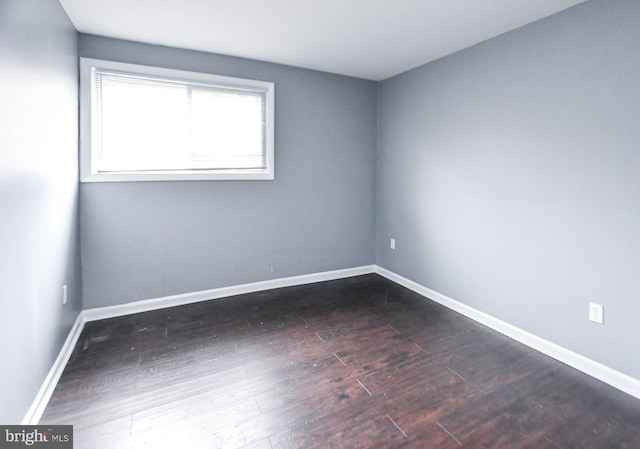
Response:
84,265,375,322
22,313,86,425
374,265,640,400
79,57,275,183
25,265,375,423
28,263,638,425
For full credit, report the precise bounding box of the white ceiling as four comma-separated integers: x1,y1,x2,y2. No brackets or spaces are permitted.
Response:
58,0,588,81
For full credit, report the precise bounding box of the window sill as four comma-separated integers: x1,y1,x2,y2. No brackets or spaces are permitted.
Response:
80,169,274,183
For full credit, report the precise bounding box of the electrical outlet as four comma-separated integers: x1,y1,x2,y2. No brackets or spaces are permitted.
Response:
589,302,603,324
390,238,396,250
62,284,68,305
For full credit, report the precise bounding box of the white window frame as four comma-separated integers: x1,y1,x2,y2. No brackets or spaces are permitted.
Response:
79,58,275,182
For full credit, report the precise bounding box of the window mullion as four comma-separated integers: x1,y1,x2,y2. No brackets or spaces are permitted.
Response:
186,85,194,169
80,57,274,181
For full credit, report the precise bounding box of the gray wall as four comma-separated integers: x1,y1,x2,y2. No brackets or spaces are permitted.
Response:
3,0,638,422
376,0,640,380
0,0,81,423
79,35,377,309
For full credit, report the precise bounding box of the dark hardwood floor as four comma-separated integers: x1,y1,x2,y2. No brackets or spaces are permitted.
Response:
41,274,640,448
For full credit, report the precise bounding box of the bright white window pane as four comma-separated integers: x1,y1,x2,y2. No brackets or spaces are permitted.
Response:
97,74,189,172
189,89,266,170
80,58,274,182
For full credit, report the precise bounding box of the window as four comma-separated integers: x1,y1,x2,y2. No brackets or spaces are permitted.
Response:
80,58,274,182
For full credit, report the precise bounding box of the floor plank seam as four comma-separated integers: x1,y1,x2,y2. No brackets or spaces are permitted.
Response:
445,366,467,382
386,414,407,438
356,378,373,396
437,421,463,446
387,324,401,334
333,353,347,366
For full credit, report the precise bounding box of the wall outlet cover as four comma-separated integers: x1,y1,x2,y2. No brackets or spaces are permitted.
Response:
589,302,604,324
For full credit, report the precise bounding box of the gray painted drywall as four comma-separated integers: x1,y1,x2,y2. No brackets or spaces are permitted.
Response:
0,0,81,423
376,0,640,380
79,35,377,309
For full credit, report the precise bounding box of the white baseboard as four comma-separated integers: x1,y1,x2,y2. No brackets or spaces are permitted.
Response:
22,313,86,425
24,265,376,423
374,265,640,400
26,262,639,425
83,265,376,322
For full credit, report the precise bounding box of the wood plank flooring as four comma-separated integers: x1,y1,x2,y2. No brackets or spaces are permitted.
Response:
40,275,640,448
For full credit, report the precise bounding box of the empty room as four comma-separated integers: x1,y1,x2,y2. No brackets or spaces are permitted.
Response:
1,0,639,447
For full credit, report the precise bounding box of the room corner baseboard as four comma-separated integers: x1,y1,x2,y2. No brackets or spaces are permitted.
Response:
83,265,376,322
29,263,637,426
373,265,640,401
25,265,375,424
22,313,86,425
